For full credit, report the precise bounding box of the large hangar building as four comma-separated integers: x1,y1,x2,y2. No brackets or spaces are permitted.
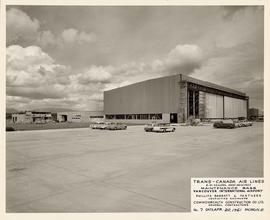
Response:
104,74,249,123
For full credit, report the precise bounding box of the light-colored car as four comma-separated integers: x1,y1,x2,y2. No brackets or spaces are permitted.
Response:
90,122,106,129
144,123,156,132
90,122,127,130
106,122,127,130
238,120,253,127
151,123,176,132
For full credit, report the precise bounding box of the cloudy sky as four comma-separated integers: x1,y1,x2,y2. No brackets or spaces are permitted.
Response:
6,6,264,111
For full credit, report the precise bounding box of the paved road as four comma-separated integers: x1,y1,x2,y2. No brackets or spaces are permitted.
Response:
6,123,263,212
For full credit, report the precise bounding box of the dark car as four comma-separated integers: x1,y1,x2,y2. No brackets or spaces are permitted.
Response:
213,119,235,129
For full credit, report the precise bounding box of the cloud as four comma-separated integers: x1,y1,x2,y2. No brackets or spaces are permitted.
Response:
165,44,203,74
152,44,203,75
190,42,263,109
101,44,204,90
76,66,113,84
6,6,263,111
7,45,53,72
7,8,40,45
6,45,70,99
102,44,203,88
6,41,263,111
222,6,248,20
104,81,131,91
7,85,66,100
61,28,96,44
37,31,56,47
6,44,110,110
6,8,97,48
221,6,263,20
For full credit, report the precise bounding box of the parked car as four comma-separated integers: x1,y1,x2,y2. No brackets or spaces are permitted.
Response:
213,119,235,129
106,122,127,130
145,123,175,132
90,122,127,130
6,126,15,132
144,123,156,132
233,119,253,128
234,122,241,128
239,120,253,127
247,121,253,126
90,122,106,129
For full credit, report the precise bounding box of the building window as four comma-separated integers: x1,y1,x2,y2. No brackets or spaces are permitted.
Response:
90,116,103,119
116,114,125,119
195,91,199,117
105,113,162,120
150,114,162,120
140,114,149,120
126,114,133,119
189,90,194,117
106,115,114,119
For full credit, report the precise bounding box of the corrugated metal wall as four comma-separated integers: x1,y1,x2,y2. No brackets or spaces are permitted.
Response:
204,93,224,118
224,97,247,118
104,75,180,114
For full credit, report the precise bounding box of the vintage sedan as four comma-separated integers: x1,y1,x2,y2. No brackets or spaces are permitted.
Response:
213,119,235,129
106,122,127,130
237,120,253,127
90,122,107,129
144,123,156,132
147,123,176,132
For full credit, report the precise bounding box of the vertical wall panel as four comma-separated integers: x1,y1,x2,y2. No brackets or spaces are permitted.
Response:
199,91,206,118
224,97,247,118
204,93,223,118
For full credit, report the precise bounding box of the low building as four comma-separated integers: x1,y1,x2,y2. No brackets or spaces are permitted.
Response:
248,108,259,119
249,108,264,121
12,111,53,123
57,111,104,123
104,74,249,124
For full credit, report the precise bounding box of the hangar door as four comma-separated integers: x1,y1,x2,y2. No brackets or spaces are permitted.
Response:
204,93,223,118
224,97,247,118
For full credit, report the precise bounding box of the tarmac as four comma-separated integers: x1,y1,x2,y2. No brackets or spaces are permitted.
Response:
6,123,263,212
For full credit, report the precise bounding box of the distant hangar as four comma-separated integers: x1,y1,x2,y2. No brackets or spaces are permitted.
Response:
104,74,249,123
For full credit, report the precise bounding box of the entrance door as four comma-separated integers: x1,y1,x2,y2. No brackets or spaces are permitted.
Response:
170,113,178,123
61,115,67,122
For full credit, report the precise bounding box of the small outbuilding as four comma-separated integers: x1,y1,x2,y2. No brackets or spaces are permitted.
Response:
57,111,104,123
12,111,53,124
